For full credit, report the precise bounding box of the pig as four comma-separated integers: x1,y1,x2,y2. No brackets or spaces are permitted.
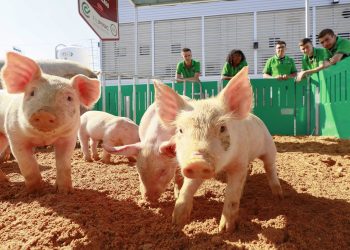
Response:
0,52,101,193
153,66,283,232
103,98,189,202
78,110,140,164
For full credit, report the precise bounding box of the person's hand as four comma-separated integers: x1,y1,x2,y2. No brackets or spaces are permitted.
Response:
275,75,284,80
296,71,306,82
282,74,288,80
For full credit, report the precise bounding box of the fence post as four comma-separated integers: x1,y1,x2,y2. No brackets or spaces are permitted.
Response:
315,85,320,135
306,77,310,134
146,78,150,108
183,80,187,96
133,76,137,122
118,75,122,116
102,72,106,112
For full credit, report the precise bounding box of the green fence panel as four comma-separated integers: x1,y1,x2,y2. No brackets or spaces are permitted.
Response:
250,78,308,135
317,58,350,138
202,81,219,97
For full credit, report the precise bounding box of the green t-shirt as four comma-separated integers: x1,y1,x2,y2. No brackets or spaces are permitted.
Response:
327,36,350,59
221,60,248,77
263,55,297,77
176,60,200,78
302,47,329,71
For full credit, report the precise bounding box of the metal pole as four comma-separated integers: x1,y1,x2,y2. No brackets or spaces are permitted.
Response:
305,0,310,37
134,7,138,77
253,11,258,75
118,75,122,116
102,73,106,112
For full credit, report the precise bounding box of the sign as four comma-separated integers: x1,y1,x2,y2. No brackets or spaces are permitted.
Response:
78,0,119,40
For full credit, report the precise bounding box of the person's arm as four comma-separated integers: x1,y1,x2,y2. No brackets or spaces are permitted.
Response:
262,59,273,79
296,66,323,82
329,53,344,65
181,72,200,82
221,75,232,80
263,73,274,79
221,62,231,80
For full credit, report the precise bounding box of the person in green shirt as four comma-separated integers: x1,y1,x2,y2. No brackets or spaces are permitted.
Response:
318,28,350,65
176,48,200,82
296,38,330,82
221,49,248,80
263,40,297,80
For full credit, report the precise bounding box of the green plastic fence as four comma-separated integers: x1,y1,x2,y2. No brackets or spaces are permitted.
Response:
94,57,350,138
310,57,350,138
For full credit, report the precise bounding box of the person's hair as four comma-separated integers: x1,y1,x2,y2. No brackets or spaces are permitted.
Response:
275,40,286,47
318,28,335,39
299,38,312,46
226,49,246,66
182,48,191,53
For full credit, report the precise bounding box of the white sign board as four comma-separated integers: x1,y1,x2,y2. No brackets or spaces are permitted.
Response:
78,0,119,41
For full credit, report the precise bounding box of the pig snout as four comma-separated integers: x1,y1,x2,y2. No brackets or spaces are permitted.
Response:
140,185,161,203
29,108,58,132
182,152,215,179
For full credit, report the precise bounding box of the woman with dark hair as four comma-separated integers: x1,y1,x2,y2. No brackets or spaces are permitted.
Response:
221,49,248,80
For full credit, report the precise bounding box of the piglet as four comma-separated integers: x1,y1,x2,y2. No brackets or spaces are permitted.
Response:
154,67,283,232
79,111,139,163
0,52,100,193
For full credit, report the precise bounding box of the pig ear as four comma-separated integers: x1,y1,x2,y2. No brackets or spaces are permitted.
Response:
218,66,253,119
102,142,142,157
71,74,101,108
154,80,187,125
159,139,176,158
1,52,41,93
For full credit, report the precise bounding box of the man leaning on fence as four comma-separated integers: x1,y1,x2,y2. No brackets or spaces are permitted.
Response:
263,40,297,80
318,28,350,65
296,38,330,82
176,48,201,83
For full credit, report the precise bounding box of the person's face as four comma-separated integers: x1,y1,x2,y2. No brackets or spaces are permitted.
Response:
319,34,336,50
181,51,192,63
275,43,286,58
299,42,313,57
232,53,242,66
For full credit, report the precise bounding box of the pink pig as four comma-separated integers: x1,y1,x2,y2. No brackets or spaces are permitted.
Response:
103,100,187,202
0,52,100,192
154,67,283,232
78,111,139,163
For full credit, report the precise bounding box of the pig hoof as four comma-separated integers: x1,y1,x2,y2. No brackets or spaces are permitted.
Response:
0,173,9,182
92,155,100,161
219,216,238,233
271,185,284,199
25,180,44,193
102,159,111,164
127,157,137,163
84,156,93,162
56,184,73,194
172,202,192,227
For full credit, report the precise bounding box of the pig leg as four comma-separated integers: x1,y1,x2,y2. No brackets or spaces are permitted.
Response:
91,139,100,161
172,177,203,227
78,130,92,162
101,150,111,164
174,167,184,199
219,167,248,232
0,135,10,181
260,153,283,198
54,137,76,193
10,143,43,192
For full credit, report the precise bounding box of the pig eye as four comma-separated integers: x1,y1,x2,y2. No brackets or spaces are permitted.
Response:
220,125,226,133
179,128,183,134
67,96,73,102
30,90,35,97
